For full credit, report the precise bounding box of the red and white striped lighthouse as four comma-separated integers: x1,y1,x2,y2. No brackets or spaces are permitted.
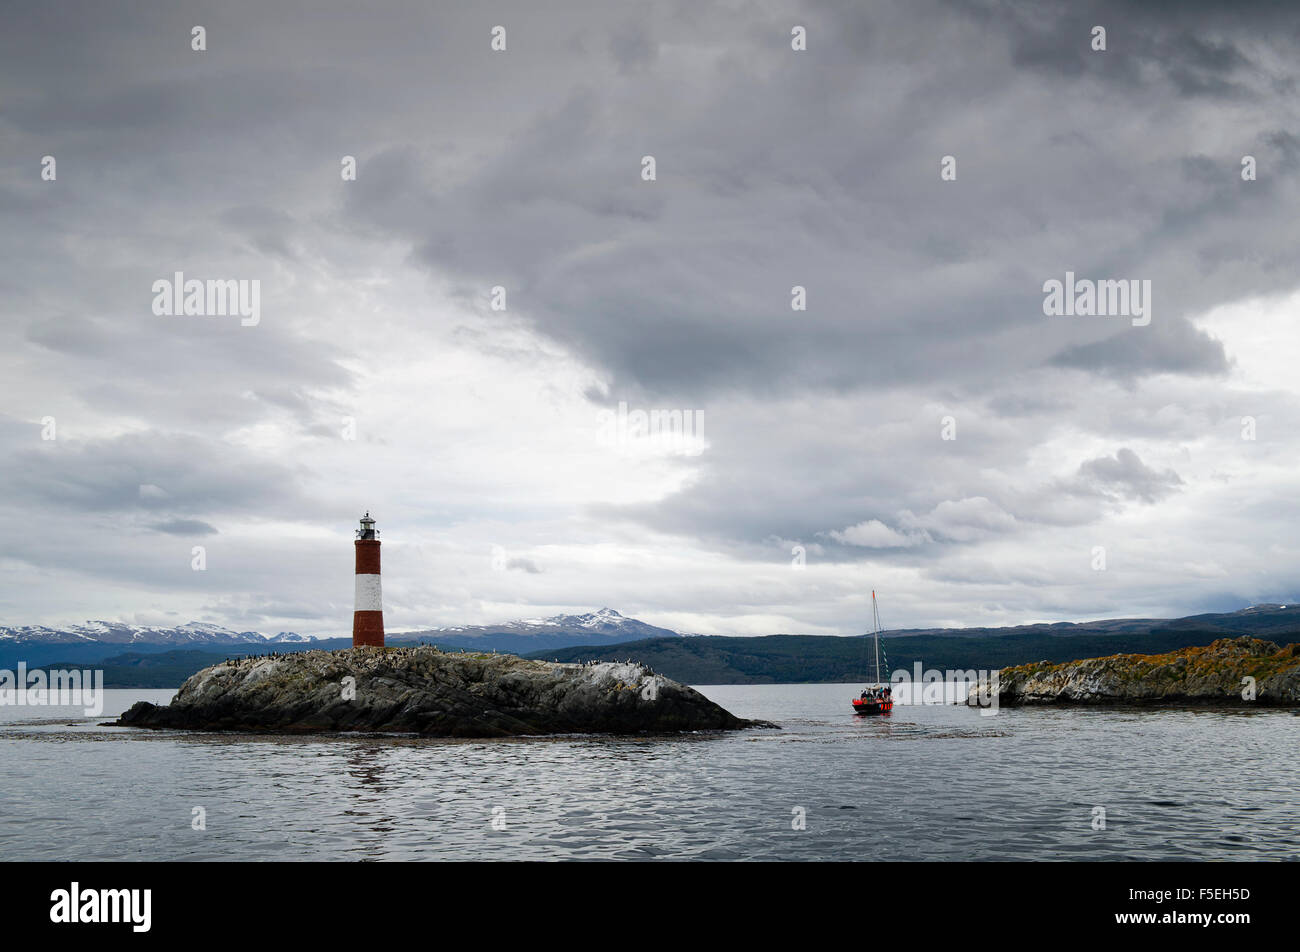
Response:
352,511,384,648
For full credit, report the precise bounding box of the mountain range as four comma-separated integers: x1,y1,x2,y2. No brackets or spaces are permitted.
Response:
393,607,680,654
531,604,1300,684
0,620,313,646
7,604,1300,685
0,608,675,667
878,603,1300,640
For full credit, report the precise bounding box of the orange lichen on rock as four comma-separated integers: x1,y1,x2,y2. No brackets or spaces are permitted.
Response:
976,637,1300,706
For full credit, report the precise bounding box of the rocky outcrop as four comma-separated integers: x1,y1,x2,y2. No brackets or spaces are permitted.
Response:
116,645,775,736
968,636,1300,706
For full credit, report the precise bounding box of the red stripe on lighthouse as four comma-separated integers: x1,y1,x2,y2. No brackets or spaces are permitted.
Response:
352,609,384,647
355,542,381,575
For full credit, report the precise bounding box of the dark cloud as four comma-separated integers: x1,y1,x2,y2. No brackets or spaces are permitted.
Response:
1077,447,1184,504
1049,319,1231,378
330,1,1295,406
4,430,309,518
150,518,220,536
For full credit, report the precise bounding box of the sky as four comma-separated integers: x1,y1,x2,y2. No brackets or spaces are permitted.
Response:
2,0,1299,637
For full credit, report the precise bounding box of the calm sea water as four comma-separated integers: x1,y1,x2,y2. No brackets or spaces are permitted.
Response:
1,685,1297,861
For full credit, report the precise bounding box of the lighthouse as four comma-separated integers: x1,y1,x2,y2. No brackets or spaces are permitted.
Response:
352,511,384,648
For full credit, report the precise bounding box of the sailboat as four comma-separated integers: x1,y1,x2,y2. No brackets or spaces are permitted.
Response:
851,590,893,715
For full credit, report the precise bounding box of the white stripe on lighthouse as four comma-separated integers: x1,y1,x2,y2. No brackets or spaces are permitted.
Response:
354,573,382,611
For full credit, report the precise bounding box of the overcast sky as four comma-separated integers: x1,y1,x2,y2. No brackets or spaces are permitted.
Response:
2,1,1299,637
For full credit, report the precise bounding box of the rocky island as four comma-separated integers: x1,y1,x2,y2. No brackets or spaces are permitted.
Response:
116,645,774,736
969,636,1300,706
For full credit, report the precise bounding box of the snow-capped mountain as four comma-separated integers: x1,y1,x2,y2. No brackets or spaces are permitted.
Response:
0,609,678,652
394,608,681,652
0,621,314,646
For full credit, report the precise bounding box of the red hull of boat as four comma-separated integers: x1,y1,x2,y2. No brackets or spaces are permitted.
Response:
852,699,893,716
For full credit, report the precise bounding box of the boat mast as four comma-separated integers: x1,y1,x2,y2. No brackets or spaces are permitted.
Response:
872,590,881,685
